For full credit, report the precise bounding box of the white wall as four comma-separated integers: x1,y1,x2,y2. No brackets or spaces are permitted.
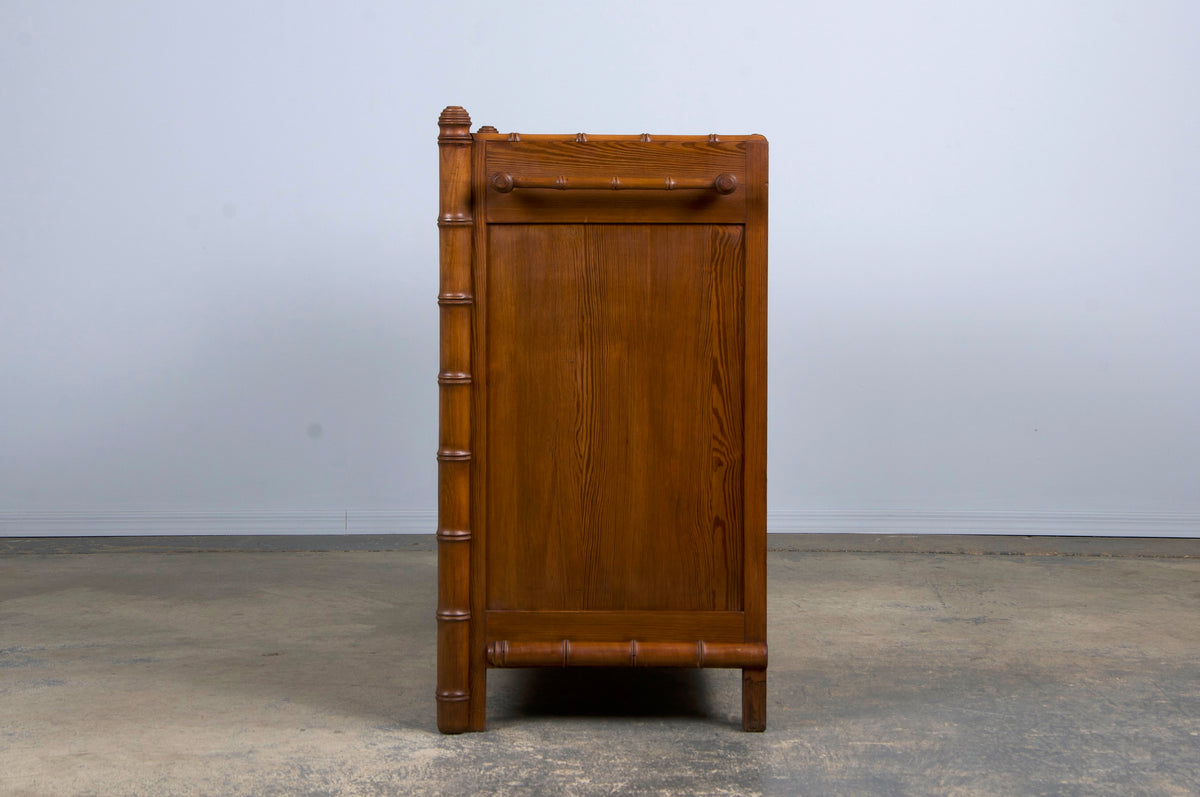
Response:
3,1,1198,536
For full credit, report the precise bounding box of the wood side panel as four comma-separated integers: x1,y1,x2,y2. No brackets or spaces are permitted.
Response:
484,225,744,612
485,610,745,644
440,115,767,733
710,225,747,611
581,225,713,611
485,225,589,609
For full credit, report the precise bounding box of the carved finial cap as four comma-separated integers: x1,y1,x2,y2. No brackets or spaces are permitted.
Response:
477,125,499,134
439,106,471,126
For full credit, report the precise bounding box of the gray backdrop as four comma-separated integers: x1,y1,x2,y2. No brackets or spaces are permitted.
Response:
3,1,1198,536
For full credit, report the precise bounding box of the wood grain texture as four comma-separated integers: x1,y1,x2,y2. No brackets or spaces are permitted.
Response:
486,139,747,173
484,224,744,612
739,135,768,729
742,137,769,645
741,137,769,731
487,190,745,225
485,610,745,643
486,140,746,223
742,668,767,732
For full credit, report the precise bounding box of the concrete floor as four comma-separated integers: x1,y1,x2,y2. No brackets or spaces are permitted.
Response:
1,540,1198,796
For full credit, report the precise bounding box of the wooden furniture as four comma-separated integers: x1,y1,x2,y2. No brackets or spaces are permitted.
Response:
436,106,767,732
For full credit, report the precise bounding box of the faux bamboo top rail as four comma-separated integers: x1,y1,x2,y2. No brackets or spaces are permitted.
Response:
483,139,753,224
490,172,738,194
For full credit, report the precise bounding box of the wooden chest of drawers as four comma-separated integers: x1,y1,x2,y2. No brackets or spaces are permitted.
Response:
436,106,767,732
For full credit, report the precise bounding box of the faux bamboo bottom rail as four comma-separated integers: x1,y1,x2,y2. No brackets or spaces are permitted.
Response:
487,640,768,669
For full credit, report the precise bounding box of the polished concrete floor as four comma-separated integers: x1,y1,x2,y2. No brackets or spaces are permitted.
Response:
2,537,1198,796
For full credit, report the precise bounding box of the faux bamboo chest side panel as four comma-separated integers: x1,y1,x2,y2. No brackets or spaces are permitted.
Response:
436,107,768,733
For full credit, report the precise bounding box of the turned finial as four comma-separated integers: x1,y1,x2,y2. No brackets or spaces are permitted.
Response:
477,125,498,134
438,106,471,142
438,106,471,127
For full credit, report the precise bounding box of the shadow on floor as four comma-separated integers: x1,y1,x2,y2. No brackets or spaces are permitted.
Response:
491,667,716,720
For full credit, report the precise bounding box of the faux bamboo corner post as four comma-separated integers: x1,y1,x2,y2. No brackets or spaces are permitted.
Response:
436,106,768,733
435,105,474,733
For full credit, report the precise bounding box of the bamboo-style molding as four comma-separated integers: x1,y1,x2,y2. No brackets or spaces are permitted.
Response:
436,105,474,735
487,640,768,669
490,172,739,194
436,528,472,542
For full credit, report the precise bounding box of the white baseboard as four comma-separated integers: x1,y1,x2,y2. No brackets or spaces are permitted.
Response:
0,510,437,537
1,509,1197,538
768,510,1200,538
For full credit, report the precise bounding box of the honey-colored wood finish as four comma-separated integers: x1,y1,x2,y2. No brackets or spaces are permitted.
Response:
437,107,767,733
435,106,474,734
